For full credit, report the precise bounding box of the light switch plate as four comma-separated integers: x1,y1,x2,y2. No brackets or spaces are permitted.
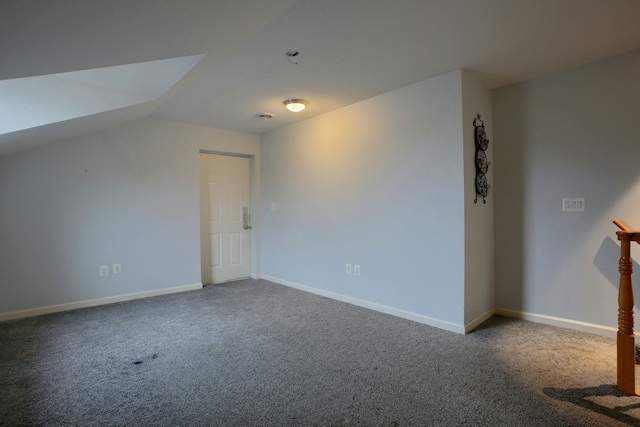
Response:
562,197,585,212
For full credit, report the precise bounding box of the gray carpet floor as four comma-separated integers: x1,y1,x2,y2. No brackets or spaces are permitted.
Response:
1,279,639,426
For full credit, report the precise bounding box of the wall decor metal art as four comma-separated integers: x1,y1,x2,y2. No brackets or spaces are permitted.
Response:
473,114,490,204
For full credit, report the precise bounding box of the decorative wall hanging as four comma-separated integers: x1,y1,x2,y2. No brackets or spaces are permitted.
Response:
473,114,490,204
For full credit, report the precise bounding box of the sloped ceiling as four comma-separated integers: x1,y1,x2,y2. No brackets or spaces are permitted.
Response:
0,55,205,134
2,0,640,156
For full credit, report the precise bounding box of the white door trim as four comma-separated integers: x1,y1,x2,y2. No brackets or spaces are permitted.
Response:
199,151,255,284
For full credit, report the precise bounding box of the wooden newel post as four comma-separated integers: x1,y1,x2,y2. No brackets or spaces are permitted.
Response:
616,230,640,395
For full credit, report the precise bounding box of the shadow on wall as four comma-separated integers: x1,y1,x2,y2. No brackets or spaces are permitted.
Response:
594,236,640,292
544,384,640,425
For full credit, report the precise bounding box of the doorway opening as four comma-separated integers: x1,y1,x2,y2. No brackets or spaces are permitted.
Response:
199,153,252,285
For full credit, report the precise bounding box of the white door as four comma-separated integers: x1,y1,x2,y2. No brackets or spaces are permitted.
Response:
199,153,251,284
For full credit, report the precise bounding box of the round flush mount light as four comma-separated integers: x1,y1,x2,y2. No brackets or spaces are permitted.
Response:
283,99,307,112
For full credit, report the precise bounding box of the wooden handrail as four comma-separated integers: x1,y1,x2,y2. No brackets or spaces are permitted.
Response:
614,219,630,231
614,221,640,395
614,220,640,245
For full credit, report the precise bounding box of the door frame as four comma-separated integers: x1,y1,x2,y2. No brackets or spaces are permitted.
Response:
199,150,258,283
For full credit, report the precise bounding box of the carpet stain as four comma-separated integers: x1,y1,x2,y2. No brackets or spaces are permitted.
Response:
132,353,159,365
15,349,36,359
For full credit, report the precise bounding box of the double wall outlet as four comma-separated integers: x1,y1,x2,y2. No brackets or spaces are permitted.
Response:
100,263,122,276
345,263,361,276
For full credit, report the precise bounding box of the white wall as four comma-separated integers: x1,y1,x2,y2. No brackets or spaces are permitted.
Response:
0,118,260,317
462,71,494,327
0,68,496,334
493,50,640,335
260,70,469,331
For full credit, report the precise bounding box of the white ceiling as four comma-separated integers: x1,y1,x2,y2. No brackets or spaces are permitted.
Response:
2,0,640,156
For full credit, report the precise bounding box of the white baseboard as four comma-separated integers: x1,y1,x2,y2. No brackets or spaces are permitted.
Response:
0,283,203,322
495,307,617,338
261,275,466,334
465,308,496,333
260,276,616,337
6,277,613,338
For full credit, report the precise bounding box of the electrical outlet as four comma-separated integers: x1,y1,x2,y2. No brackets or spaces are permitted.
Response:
270,203,276,212
99,265,109,276
345,263,352,275
113,263,122,274
354,264,360,276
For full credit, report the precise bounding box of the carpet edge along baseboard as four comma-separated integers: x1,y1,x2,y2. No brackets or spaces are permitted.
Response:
0,283,203,322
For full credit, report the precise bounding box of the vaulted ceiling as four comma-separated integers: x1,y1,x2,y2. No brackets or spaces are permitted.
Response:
2,0,640,156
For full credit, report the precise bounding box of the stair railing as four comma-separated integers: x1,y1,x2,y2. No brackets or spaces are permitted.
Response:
613,220,640,395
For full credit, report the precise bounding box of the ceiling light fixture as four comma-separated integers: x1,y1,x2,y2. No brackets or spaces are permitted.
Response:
283,99,307,112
